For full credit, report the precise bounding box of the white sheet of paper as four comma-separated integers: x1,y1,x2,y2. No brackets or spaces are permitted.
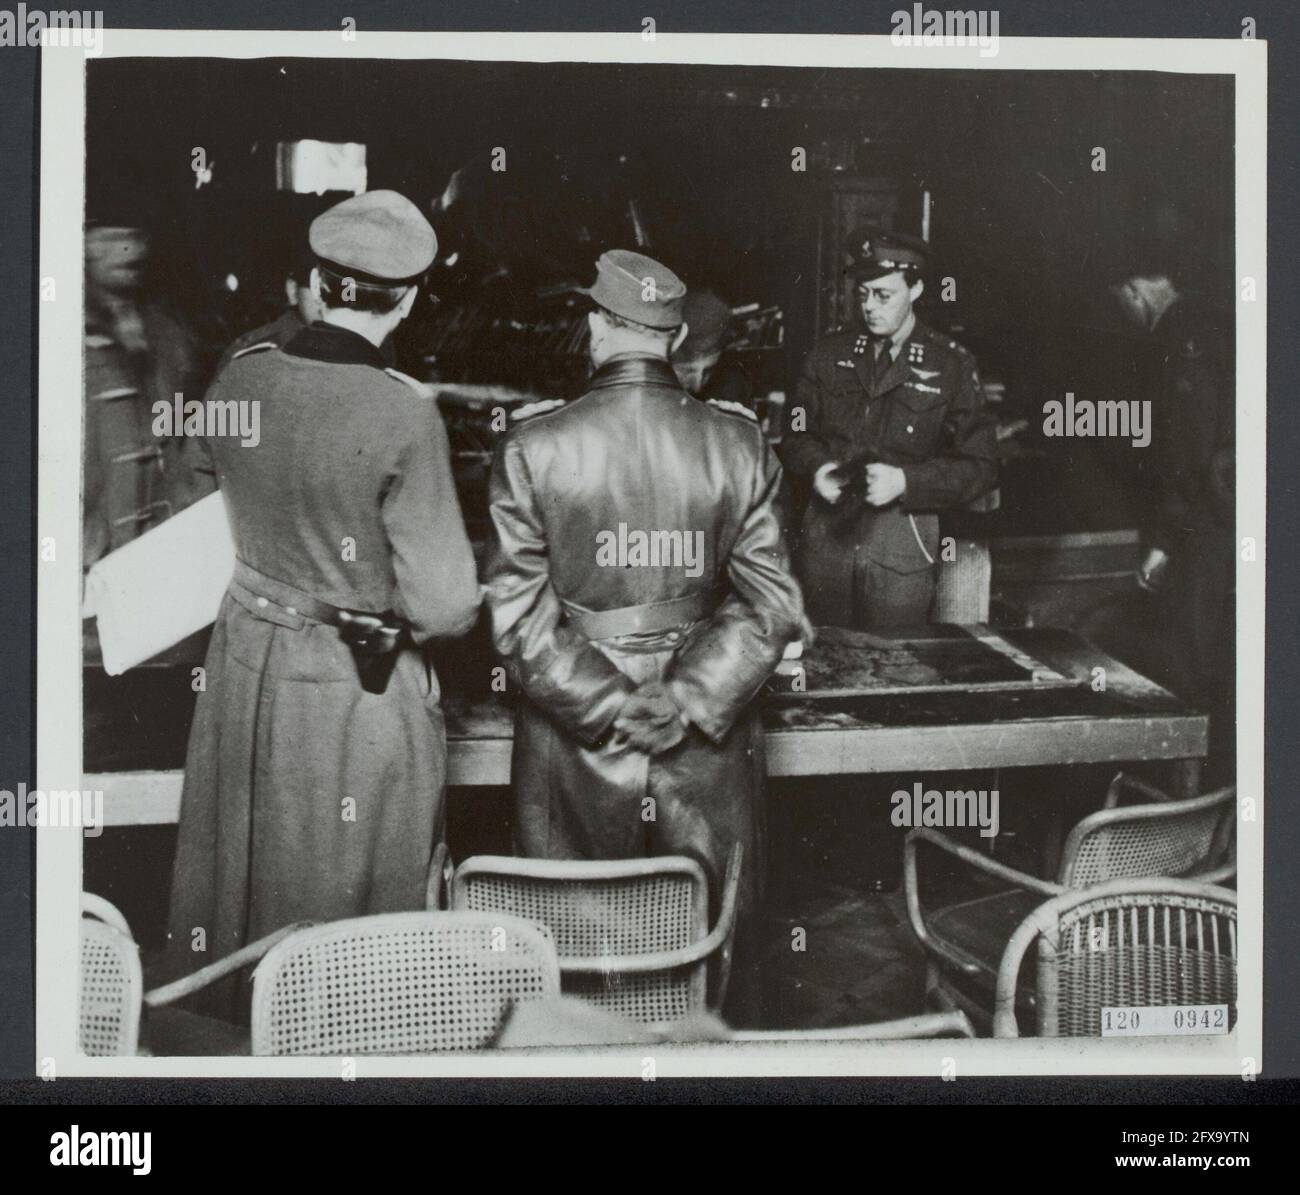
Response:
84,492,235,676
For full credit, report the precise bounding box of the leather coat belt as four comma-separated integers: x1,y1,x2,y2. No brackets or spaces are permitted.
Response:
231,558,357,626
563,590,717,641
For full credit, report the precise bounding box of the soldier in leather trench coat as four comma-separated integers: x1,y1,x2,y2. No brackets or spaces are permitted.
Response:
781,230,998,628
484,251,808,1018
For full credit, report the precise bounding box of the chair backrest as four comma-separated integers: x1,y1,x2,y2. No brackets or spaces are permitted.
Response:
79,894,142,1057
1060,787,1235,887
994,878,1236,1038
250,911,559,1055
451,855,711,1026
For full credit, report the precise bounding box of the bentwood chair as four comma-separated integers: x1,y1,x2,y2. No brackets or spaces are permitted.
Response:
81,893,307,1056
84,894,558,1056
991,878,1237,1038
81,891,318,1056
248,912,559,1055
440,849,742,1028
904,773,1235,1032
79,894,144,1055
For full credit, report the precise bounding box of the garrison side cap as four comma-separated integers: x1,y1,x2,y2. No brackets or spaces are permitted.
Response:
581,248,686,329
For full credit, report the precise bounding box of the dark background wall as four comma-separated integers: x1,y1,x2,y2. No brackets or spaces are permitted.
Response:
87,58,1234,536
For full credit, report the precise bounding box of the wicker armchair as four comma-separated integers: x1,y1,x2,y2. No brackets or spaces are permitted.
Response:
904,774,1235,1032
992,878,1237,1037
249,912,559,1055
442,849,742,1028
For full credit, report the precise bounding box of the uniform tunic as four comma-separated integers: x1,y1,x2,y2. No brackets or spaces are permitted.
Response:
780,318,998,628
484,355,807,992
215,309,305,375
161,322,480,1013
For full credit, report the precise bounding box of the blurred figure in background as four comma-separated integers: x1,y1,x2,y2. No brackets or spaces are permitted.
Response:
83,219,214,571
1114,255,1235,785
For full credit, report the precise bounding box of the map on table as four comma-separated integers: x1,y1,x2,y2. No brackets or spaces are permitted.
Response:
766,624,1080,701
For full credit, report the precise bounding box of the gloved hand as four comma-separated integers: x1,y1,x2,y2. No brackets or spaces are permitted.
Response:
813,461,845,505
612,681,687,755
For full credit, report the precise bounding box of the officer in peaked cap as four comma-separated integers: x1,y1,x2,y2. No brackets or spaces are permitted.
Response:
309,188,438,288
780,225,998,629
162,190,480,1017
849,228,931,283
485,247,807,1023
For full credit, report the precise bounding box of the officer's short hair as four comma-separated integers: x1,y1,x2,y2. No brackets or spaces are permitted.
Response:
316,263,412,314
594,303,680,344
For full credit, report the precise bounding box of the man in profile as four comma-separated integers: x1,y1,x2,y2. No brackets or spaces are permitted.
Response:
485,250,807,1021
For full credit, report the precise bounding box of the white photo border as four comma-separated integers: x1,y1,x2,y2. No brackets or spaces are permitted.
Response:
37,27,1266,1079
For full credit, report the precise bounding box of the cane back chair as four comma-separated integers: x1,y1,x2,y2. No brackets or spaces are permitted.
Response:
905,774,1235,1032
442,849,742,1028
82,890,322,1056
992,878,1237,1038
80,894,144,1056
249,911,559,1055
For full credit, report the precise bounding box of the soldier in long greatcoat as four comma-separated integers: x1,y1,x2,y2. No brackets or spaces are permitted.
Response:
161,192,480,1017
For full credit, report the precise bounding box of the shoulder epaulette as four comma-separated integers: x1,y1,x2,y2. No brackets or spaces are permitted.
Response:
706,398,759,423
231,340,277,360
384,367,432,397
510,397,567,423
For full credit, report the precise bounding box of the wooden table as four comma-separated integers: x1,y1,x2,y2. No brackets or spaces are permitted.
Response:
83,626,1206,827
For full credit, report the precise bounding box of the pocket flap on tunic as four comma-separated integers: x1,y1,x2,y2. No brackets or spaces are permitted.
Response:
897,384,946,412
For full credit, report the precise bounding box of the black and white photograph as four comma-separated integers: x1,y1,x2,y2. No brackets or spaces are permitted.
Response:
28,22,1263,1078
